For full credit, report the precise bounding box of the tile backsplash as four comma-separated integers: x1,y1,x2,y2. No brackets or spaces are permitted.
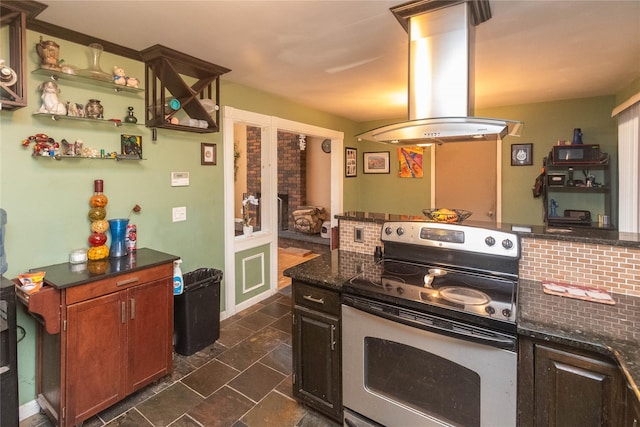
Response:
338,218,640,297
338,220,382,255
519,238,640,297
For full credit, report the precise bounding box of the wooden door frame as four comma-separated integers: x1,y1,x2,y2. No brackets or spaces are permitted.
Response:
222,107,344,319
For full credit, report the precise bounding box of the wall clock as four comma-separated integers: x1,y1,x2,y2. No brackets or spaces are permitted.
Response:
322,139,331,153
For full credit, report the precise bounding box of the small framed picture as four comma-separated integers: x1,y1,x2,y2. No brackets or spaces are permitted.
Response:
363,151,390,174
345,147,357,177
121,134,142,159
201,143,217,165
511,143,533,166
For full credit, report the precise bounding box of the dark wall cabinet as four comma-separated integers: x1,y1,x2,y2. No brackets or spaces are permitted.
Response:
291,280,342,422
519,336,638,427
18,262,173,427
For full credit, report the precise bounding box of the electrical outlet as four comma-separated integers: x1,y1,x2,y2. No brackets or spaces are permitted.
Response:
354,227,364,243
172,206,187,222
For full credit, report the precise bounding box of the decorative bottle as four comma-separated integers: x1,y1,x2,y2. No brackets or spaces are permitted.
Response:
87,179,109,260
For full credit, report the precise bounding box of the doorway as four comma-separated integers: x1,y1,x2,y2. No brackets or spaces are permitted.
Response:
223,107,343,319
432,139,502,223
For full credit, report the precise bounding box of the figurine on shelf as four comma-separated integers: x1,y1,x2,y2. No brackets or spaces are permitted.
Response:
126,76,140,88
61,139,83,156
38,81,67,115
66,102,85,117
35,37,62,71
124,106,137,124
549,199,559,217
113,66,127,86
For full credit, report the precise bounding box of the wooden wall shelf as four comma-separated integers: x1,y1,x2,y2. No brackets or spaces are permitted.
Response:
140,44,230,138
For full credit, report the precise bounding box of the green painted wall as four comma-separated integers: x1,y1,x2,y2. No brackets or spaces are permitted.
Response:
353,96,619,225
0,31,360,405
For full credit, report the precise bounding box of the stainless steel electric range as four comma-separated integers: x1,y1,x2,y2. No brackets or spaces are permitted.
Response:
342,221,521,427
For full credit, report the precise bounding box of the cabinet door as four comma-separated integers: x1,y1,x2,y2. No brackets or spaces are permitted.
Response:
127,277,173,392
65,291,127,426
292,306,341,421
534,344,624,427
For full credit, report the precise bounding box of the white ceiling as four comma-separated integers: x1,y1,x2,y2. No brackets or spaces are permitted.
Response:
34,0,640,123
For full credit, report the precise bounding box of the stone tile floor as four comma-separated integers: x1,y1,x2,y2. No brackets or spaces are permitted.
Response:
20,287,340,427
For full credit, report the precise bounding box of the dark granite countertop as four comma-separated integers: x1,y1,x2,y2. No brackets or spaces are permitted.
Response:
28,248,179,289
335,211,640,248
283,250,374,291
518,279,640,400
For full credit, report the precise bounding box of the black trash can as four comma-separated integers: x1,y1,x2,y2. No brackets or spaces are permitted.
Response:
174,268,223,356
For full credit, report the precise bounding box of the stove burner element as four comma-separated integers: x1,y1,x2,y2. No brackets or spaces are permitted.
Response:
383,262,421,276
424,268,447,288
439,287,490,305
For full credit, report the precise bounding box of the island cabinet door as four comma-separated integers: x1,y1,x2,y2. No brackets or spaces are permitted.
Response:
292,305,341,422
534,344,625,427
65,291,128,426
126,277,173,392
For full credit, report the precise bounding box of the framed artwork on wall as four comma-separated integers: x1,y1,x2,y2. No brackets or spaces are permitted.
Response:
345,147,357,177
363,151,390,174
511,143,533,166
121,134,142,159
201,143,217,165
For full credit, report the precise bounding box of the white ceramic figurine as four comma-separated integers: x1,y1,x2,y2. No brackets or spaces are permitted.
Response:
38,81,67,115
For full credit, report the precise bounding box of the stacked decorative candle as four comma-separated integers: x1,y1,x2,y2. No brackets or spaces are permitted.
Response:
87,179,110,260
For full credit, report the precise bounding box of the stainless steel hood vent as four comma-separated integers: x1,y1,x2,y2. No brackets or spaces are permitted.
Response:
357,0,522,145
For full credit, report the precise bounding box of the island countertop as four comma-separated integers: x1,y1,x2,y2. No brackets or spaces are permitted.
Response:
26,248,179,289
335,211,640,249
285,250,640,400
518,279,640,400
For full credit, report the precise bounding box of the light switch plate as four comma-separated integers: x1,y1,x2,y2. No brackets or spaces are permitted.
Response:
171,172,189,187
172,206,187,222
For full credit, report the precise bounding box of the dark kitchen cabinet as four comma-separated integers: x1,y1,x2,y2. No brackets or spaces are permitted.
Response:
519,337,626,427
292,280,342,422
17,257,174,427
626,384,640,427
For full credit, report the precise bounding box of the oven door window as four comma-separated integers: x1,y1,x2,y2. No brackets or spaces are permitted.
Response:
365,337,480,427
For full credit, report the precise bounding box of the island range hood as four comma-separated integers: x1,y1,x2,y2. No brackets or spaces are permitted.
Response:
357,0,522,145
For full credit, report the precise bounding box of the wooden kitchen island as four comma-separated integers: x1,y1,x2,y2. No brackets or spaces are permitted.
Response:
16,248,179,427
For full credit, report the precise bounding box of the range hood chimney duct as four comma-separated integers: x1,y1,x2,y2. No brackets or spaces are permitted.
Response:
357,0,522,145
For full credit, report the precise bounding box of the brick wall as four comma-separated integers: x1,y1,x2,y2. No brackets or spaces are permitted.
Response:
245,126,261,227
278,131,306,230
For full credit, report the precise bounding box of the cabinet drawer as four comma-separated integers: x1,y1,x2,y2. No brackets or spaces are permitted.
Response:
294,281,340,315
66,263,172,304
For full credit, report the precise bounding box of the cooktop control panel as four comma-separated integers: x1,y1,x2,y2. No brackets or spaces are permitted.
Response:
381,221,520,259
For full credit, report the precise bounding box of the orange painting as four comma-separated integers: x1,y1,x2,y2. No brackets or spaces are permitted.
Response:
398,147,423,178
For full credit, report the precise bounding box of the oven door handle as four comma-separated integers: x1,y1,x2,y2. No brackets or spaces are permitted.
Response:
401,313,516,350
436,321,515,348
347,298,516,351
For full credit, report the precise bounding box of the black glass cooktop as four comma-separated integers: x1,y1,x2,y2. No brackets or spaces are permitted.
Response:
344,259,517,326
